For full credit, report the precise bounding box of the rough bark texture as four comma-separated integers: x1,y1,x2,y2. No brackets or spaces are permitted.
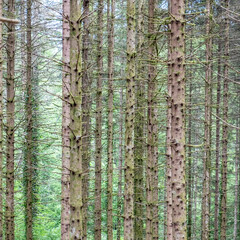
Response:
82,0,91,238
220,1,229,239
117,88,123,240
146,0,158,239
69,0,83,238
5,0,16,238
107,0,115,238
134,0,145,239
168,0,187,239
94,0,103,239
124,0,136,239
25,0,33,238
61,0,70,238
0,0,3,238
201,0,212,239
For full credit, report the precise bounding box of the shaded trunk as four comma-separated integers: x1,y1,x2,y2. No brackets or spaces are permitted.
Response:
124,0,136,238
220,0,229,239
69,0,83,238
168,0,186,239
61,0,70,238
107,0,115,238
94,0,103,238
5,0,16,238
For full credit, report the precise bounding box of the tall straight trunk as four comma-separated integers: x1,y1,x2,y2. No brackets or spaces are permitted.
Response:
5,0,16,238
94,0,103,238
0,0,3,238
117,87,123,240
82,0,91,238
214,28,221,240
202,0,212,239
134,0,145,239
168,0,186,239
107,0,115,238
61,0,70,238
233,120,239,240
25,0,33,238
124,0,136,238
146,0,158,239
69,0,83,238
220,0,229,239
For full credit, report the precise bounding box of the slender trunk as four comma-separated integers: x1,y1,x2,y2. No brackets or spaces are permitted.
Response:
69,0,83,238
94,0,103,238
168,0,186,239
82,0,91,238
202,0,212,239
146,0,158,239
214,28,221,240
25,0,33,238
220,0,229,239
107,0,115,238
0,0,2,237
124,0,136,238
233,120,239,240
134,0,145,239
61,0,70,238
5,0,16,238
117,87,123,240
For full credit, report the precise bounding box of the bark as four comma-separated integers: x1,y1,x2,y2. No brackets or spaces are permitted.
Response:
61,0,70,238
0,0,2,238
146,0,158,239
134,0,145,239
25,0,33,238
5,0,16,238
69,0,83,238
82,0,91,238
168,0,186,239
124,0,136,239
201,0,212,239
117,87,123,240
214,26,221,240
94,0,103,239
107,0,115,238
220,1,229,239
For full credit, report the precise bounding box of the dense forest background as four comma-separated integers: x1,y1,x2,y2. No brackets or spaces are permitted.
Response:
0,0,239,239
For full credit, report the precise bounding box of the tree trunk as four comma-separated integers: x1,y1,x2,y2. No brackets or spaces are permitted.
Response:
146,0,158,239
82,0,91,238
94,0,103,238
134,0,145,239
5,0,16,238
201,0,212,239
61,0,70,238
220,0,229,239
124,0,136,239
69,0,83,238
107,0,115,238
168,0,186,239
25,0,33,238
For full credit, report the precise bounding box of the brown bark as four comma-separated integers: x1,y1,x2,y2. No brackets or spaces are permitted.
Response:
5,0,16,238
61,0,70,238
94,0,103,239
220,1,229,239
201,0,212,239
134,0,145,239
146,0,158,239
82,0,91,238
124,0,136,239
168,0,186,239
69,0,83,238
25,0,33,238
107,0,115,238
